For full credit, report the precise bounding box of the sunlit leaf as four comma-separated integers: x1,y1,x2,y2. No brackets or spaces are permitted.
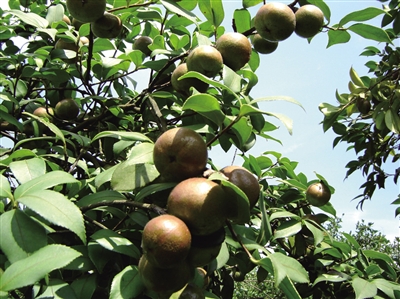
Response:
0,245,81,292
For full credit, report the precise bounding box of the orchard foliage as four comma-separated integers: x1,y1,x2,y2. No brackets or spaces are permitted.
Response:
0,0,399,299
320,0,400,212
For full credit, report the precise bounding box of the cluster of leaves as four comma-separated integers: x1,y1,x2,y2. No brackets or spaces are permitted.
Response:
0,0,399,299
320,0,400,210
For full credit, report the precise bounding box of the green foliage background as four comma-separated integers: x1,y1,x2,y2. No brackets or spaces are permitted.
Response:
0,0,399,298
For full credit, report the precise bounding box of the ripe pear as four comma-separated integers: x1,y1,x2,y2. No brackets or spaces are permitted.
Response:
66,0,106,23
133,36,153,56
171,63,209,96
141,215,192,269
138,254,194,294
254,2,296,42
251,34,279,54
153,127,208,182
91,13,123,39
306,181,331,207
186,45,223,77
295,4,324,38
215,32,252,71
167,177,228,236
55,98,80,120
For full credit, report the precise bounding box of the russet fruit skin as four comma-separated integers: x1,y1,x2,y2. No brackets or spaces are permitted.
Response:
220,165,260,210
91,13,122,39
54,98,80,120
132,36,153,56
254,2,296,42
167,177,228,236
153,127,208,182
186,45,223,78
215,32,252,71
171,63,209,96
306,181,331,207
66,0,106,23
251,33,279,54
141,214,191,269
295,4,324,38
138,254,194,294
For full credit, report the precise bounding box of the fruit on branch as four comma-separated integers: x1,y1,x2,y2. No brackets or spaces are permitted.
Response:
356,97,371,115
33,107,54,120
254,2,296,42
153,127,208,182
141,214,192,269
167,177,228,236
306,181,331,207
54,98,80,120
72,18,85,30
251,33,279,54
132,36,153,56
66,0,106,23
187,228,225,266
138,254,194,294
220,165,260,209
294,4,324,38
91,13,123,39
186,45,223,77
215,32,252,71
171,63,209,96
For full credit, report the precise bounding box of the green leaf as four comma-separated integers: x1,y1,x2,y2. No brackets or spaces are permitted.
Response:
269,210,301,221
256,188,272,245
14,171,79,199
385,109,400,134
36,279,78,299
90,229,140,259
77,190,126,208
349,67,365,87
327,29,351,48
5,10,49,28
274,219,302,239
304,220,325,246
45,3,64,24
0,175,13,199
17,190,86,244
198,0,224,28
339,7,386,26
160,0,199,24
352,276,377,299
0,244,81,292
242,0,262,8
233,9,252,33
111,162,159,192
307,0,331,22
182,94,225,127
249,96,304,111
279,276,302,299
91,131,152,143
70,275,97,299
9,157,46,185
363,250,394,264
372,278,400,298
135,182,177,202
239,104,293,135
211,175,250,224
22,112,66,148
110,265,144,299
348,23,392,43
0,209,47,263
342,232,360,249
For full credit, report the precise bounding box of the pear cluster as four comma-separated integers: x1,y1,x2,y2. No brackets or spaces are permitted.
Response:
252,2,324,54
65,0,122,39
171,32,252,96
137,127,260,296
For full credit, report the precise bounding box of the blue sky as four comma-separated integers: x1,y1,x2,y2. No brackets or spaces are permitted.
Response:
1,1,398,240
211,1,400,240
